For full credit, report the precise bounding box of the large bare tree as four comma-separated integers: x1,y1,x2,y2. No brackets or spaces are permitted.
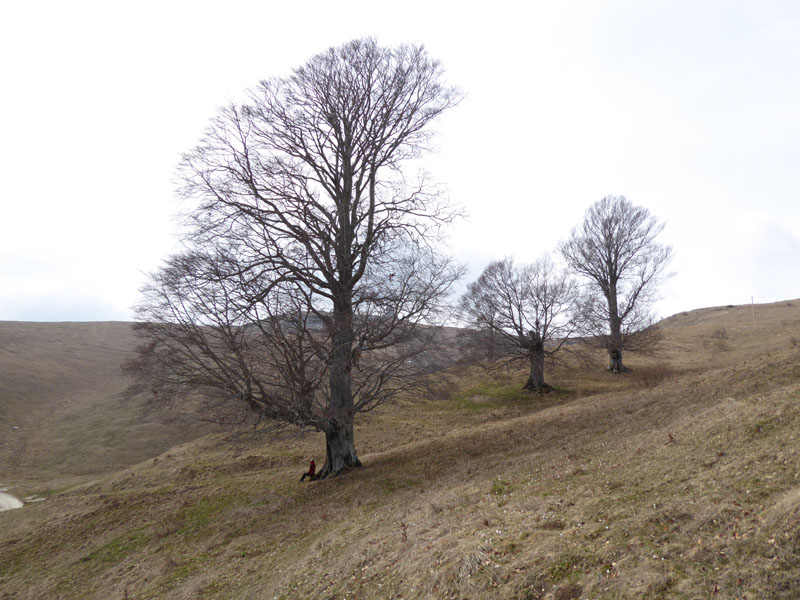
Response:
459,256,581,393
127,39,463,478
560,195,672,373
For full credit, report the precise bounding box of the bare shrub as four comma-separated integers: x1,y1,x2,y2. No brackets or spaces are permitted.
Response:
710,327,730,352
711,327,729,340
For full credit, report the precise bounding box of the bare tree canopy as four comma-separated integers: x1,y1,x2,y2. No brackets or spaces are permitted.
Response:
459,256,581,392
560,195,672,373
126,38,463,479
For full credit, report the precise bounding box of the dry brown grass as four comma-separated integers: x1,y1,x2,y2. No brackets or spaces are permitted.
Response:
2,299,800,599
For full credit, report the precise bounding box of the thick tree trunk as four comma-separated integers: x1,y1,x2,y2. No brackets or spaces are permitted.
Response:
607,349,626,374
523,332,550,394
606,285,626,374
317,293,362,478
315,419,361,479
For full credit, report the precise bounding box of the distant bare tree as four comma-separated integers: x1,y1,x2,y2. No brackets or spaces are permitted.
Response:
459,256,581,393
560,195,672,373
126,39,463,479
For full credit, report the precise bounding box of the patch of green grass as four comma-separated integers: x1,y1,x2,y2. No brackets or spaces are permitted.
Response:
450,382,526,410
169,552,212,583
179,494,239,537
449,379,572,412
78,526,151,572
747,415,782,437
491,478,511,496
548,548,603,582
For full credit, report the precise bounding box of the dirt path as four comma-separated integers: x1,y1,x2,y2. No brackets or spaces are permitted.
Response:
0,491,23,511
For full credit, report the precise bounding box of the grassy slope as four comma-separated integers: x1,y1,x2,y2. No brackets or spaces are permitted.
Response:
0,321,203,485
2,301,800,599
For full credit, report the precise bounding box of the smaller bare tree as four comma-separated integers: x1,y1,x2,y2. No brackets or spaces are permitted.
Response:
459,256,581,393
560,195,672,373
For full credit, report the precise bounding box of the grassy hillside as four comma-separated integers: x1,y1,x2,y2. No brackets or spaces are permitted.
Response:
0,321,204,484
1,301,800,599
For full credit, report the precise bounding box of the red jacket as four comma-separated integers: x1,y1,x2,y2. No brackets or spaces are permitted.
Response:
307,460,316,475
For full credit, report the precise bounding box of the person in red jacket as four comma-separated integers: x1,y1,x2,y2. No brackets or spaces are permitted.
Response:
300,458,316,482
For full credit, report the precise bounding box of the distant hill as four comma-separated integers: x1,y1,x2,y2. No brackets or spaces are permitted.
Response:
0,321,204,481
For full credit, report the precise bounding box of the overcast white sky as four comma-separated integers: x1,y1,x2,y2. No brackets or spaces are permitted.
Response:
1,0,799,322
